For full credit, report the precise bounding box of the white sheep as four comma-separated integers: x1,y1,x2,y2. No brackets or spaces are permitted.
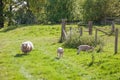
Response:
77,45,94,54
21,41,34,54
57,47,64,58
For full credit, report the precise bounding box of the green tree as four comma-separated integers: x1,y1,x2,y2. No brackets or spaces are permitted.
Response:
106,0,120,17
82,0,95,22
72,0,84,21
46,0,73,23
0,0,4,28
27,0,47,24
82,0,120,23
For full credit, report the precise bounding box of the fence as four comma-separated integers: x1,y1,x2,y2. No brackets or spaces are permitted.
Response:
102,17,120,25
60,19,119,54
95,28,119,54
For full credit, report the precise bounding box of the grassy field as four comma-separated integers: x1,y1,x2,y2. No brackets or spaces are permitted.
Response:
0,25,120,80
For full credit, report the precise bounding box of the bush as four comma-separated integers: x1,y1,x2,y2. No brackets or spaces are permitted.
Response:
63,31,104,49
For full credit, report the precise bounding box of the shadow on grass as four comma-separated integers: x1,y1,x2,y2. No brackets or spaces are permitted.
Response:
0,24,35,33
14,53,29,57
54,57,60,60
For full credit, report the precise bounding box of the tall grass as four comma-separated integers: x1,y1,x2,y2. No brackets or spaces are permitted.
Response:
64,31,104,49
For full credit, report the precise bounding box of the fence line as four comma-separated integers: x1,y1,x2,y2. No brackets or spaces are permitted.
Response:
60,19,119,54
95,28,119,54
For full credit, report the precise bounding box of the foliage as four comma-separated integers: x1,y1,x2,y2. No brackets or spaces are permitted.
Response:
2,0,120,26
64,31,104,49
82,0,120,23
46,0,73,23
14,9,36,24
0,0,4,28
27,0,47,24
70,0,84,21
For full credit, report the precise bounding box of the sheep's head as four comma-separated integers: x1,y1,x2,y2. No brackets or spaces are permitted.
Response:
22,43,28,49
21,43,29,53
90,46,94,51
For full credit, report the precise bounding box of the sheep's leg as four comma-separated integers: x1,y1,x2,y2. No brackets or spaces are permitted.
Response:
62,53,63,57
58,53,63,58
57,53,59,57
59,54,61,58
86,49,89,52
59,53,62,58
77,49,81,55
61,53,63,58
57,52,63,58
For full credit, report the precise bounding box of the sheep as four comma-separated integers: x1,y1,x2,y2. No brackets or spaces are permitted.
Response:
77,45,94,54
57,47,64,58
21,41,34,54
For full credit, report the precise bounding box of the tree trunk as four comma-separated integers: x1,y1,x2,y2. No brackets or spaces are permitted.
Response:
26,0,30,8
8,4,13,26
0,0,4,28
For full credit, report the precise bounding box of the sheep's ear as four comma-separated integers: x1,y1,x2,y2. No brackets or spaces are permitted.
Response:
22,44,24,47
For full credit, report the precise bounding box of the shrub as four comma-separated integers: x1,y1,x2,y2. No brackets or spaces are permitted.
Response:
63,31,104,49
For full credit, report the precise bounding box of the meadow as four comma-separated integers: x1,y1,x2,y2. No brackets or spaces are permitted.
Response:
0,25,120,80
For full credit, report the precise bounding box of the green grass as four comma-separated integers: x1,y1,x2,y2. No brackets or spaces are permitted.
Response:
0,25,120,80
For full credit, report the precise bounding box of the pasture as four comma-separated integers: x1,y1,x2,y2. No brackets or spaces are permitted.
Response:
0,25,120,80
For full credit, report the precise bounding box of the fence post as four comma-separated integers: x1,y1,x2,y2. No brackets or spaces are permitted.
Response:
88,21,93,35
79,27,83,36
95,29,98,45
59,19,66,43
70,27,72,39
114,28,118,54
111,21,115,33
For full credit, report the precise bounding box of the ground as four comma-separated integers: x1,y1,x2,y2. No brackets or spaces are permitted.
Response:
0,25,120,80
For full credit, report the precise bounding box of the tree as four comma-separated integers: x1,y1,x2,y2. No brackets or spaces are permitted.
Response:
27,0,47,24
106,0,120,17
3,0,17,26
0,0,4,28
46,0,73,23
71,0,84,21
82,0,95,22
82,0,120,24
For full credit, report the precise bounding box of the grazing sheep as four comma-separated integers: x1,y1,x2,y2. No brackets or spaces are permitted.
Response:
57,47,64,58
21,41,34,54
77,45,94,54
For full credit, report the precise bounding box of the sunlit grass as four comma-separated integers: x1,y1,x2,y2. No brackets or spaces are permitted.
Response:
0,25,120,80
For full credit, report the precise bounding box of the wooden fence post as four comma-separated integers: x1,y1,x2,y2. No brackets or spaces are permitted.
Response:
111,21,115,33
79,27,83,36
70,27,72,39
95,29,98,45
59,19,66,43
88,21,93,35
114,28,118,54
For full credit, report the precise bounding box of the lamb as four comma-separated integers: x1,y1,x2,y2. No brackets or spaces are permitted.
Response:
57,47,64,58
21,41,34,54
77,45,94,54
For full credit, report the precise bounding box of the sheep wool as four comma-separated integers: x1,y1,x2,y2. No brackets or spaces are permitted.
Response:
77,45,94,54
21,41,34,54
57,47,64,58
